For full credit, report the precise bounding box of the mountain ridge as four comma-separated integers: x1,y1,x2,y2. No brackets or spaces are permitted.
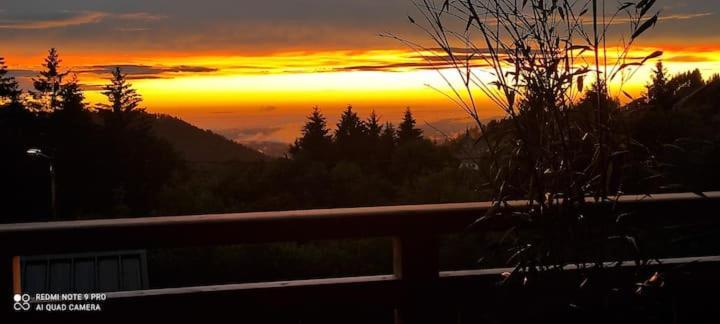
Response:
149,114,267,163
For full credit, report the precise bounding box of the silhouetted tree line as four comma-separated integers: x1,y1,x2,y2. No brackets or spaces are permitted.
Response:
462,61,720,198
1,49,481,222
623,62,720,193
164,106,479,214
291,106,444,180
1,49,183,221
3,50,719,223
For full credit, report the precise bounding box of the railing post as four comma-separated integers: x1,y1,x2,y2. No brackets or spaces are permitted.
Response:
393,232,443,324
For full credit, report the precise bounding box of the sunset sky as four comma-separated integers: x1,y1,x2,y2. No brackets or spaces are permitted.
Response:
2,0,720,143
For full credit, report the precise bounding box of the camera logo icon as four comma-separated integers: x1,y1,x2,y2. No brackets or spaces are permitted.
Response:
13,294,31,311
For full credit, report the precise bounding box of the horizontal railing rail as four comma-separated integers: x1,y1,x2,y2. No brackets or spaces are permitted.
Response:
2,191,720,322
2,192,719,255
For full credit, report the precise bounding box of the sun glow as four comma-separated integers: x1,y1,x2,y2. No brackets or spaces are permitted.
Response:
6,47,720,141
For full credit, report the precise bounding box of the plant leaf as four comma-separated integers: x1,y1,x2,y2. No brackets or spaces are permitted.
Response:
611,62,641,80
632,14,658,40
623,90,634,100
577,75,585,92
640,0,656,17
640,50,663,64
619,2,634,11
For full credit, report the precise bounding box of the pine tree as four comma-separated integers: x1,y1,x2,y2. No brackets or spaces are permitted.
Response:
397,108,423,144
710,74,720,84
335,106,365,140
334,105,367,161
101,67,144,114
0,57,21,104
380,122,397,145
47,74,97,218
366,110,383,141
32,48,69,111
379,122,397,166
646,61,670,110
290,107,333,162
59,75,86,113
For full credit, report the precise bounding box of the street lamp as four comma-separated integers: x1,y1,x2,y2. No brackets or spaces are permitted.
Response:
26,148,56,219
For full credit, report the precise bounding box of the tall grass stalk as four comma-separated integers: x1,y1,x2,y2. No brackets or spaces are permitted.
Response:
391,0,663,278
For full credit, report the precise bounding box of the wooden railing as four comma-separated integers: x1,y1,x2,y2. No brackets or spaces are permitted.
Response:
2,192,720,322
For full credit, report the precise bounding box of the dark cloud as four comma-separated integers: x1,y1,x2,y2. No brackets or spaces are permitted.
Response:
335,61,491,72
0,10,164,30
425,48,496,55
0,11,105,29
78,83,104,91
7,69,35,91
0,1,717,55
78,64,218,75
7,69,36,78
10,64,219,88
0,1,411,52
413,54,499,62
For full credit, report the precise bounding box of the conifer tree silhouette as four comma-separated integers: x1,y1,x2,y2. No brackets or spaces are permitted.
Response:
32,48,69,111
334,105,367,161
647,61,671,110
0,57,21,104
366,110,382,141
290,107,333,162
380,122,397,147
98,67,146,130
58,75,85,113
378,121,397,170
101,67,144,114
397,107,422,144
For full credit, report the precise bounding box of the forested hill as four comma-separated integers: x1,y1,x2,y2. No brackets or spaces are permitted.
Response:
149,114,266,163
676,77,720,116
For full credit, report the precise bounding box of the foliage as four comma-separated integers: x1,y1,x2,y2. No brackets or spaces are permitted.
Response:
398,0,691,319
334,105,367,162
3,46,718,224
2,46,720,314
289,107,334,163
397,107,423,144
31,48,70,112
1,52,471,220
647,61,671,109
0,57,20,104
100,67,144,114
151,114,265,163
0,53,184,221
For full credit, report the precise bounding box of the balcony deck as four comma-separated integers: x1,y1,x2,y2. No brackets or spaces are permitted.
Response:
2,192,720,322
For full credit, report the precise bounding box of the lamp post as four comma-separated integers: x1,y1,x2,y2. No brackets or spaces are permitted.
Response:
26,148,56,219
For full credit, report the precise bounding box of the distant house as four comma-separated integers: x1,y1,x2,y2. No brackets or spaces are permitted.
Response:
454,130,483,171
19,250,148,293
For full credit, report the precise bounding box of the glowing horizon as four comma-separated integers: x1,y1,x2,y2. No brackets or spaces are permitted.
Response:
2,0,720,142
3,46,720,142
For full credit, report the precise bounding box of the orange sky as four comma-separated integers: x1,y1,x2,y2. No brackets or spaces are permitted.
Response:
2,0,720,142
4,47,719,142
